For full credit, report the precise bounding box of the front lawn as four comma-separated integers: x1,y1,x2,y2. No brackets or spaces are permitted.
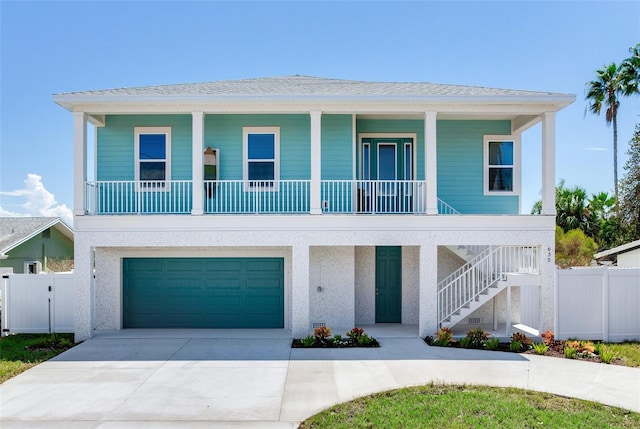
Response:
0,334,75,383
299,384,640,429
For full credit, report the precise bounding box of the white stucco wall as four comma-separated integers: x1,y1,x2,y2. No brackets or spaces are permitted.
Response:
354,246,375,325
73,214,557,341
309,246,355,333
402,246,419,324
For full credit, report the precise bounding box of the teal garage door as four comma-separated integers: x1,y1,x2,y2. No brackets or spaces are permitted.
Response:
123,258,284,328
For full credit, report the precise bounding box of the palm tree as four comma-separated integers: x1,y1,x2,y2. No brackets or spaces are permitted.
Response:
621,43,640,96
585,63,626,210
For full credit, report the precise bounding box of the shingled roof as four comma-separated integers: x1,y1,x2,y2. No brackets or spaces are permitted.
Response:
54,75,569,99
0,217,74,254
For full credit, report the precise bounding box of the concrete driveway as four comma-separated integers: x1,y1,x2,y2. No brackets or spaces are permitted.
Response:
1,330,639,428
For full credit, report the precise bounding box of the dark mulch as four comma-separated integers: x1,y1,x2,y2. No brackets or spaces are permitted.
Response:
292,338,380,348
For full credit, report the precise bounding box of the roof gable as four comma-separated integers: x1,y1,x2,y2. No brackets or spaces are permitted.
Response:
0,217,74,254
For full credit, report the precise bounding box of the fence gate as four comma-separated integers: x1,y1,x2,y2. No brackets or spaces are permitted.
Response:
1,273,75,335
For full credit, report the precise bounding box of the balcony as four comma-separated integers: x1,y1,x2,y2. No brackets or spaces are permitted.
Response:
84,180,459,215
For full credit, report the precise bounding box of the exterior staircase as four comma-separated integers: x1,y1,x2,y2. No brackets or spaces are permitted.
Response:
438,245,540,328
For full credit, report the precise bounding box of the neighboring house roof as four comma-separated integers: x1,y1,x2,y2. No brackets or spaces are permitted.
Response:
0,217,74,255
594,239,640,261
53,75,575,111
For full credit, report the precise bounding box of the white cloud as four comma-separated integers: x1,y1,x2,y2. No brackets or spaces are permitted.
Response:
585,147,608,152
0,174,73,226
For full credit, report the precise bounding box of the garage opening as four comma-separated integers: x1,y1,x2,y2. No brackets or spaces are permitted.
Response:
123,257,284,328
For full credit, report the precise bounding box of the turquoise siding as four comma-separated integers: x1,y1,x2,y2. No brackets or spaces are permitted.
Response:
97,115,192,180
95,114,518,215
437,120,517,214
205,114,310,180
321,115,352,180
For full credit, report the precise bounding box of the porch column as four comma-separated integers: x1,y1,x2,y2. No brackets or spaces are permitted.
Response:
424,111,438,215
418,241,438,337
541,112,556,215
73,112,88,216
310,111,322,214
291,244,310,338
191,111,204,215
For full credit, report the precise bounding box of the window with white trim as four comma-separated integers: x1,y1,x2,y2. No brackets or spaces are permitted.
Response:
484,135,519,195
134,127,171,185
243,127,280,187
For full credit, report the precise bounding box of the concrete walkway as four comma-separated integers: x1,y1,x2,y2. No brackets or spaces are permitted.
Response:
1,331,639,428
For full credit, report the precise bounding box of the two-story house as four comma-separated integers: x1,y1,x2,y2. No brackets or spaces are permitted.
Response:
54,76,574,341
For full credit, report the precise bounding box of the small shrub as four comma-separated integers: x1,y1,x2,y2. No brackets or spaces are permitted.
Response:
459,337,471,348
579,341,596,354
301,335,315,347
511,332,532,346
357,334,376,346
599,346,616,364
346,327,365,341
466,327,489,348
540,330,555,346
434,327,456,347
314,326,332,343
483,337,500,350
532,342,549,355
510,340,523,352
564,346,577,359
332,334,342,343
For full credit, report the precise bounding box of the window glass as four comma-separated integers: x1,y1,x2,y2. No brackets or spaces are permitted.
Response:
248,134,275,159
139,134,166,159
140,162,166,181
363,143,370,180
404,144,412,180
378,145,396,180
489,168,513,191
489,141,513,165
248,162,275,181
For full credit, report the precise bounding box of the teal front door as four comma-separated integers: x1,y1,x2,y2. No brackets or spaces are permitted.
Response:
375,246,402,323
123,257,284,328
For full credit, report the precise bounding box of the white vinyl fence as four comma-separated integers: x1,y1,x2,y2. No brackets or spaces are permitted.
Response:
556,267,640,342
1,273,75,335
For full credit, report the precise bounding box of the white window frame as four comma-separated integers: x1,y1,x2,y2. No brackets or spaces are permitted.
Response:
134,127,172,191
483,135,520,196
243,127,280,191
24,261,41,274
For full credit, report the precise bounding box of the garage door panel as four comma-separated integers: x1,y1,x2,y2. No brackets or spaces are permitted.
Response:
123,257,284,328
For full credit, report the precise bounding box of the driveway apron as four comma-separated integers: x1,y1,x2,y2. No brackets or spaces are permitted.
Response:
1,335,639,428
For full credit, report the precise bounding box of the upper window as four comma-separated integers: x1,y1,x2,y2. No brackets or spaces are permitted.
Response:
135,127,171,183
243,127,280,186
484,135,518,195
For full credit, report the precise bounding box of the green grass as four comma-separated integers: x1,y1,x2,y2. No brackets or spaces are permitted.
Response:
605,342,640,367
0,333,74,383
299,384,640,429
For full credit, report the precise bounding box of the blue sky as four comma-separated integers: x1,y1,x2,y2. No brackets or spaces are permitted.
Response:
1,1,639,223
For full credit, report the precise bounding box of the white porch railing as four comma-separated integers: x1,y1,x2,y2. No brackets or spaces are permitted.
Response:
437,245,540,325
321,180,459,214
85,181,193,214
85,180,458,215
204,180,310,214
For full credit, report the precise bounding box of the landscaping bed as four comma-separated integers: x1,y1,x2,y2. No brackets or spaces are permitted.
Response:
425,327,630,366
0,333,75,383
292,327,380,348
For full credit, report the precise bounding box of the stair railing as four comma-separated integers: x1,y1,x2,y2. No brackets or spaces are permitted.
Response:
437,245,540,325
